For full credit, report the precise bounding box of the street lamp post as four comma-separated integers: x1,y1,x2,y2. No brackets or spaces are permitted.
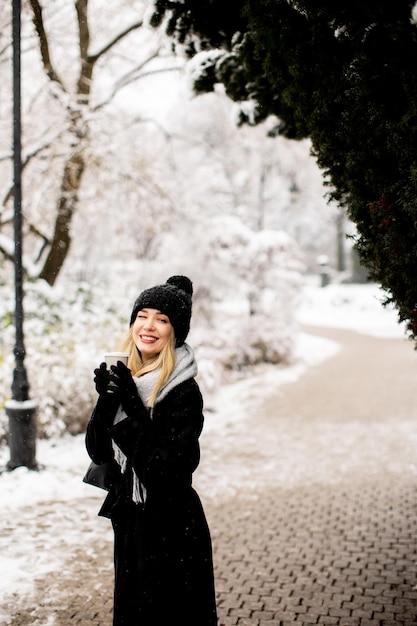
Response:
5,0,38,470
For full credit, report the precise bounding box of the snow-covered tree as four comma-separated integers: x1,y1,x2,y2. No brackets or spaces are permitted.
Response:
0,0,180,284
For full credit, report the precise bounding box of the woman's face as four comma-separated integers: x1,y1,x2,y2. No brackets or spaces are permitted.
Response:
131,308,173,360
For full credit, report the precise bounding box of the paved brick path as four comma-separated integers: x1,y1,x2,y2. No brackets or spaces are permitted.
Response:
212,479,417,626
3,326,417,625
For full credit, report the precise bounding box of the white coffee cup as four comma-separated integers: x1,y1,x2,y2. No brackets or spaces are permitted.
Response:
104,352,129,393
104,352,129,369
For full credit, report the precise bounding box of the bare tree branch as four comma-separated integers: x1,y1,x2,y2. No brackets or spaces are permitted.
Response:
0,231,41,278
93,52,183,111
28,223,50,264
75,1,143,101
111,49,162,87
1,128,67,207
28,0,66,90
75,0,91,96
75,0,89,62
0,233,15,264
88,19,144,64
0,209,13,226
0,42,10,59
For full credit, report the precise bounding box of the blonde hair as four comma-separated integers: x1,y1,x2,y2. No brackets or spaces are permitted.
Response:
117,329,176,407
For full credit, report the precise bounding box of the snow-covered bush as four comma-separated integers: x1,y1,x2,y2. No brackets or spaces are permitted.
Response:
155,215,305,393
0,280,128,444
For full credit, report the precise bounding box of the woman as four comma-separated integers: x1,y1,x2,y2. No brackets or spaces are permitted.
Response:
86,275,218,626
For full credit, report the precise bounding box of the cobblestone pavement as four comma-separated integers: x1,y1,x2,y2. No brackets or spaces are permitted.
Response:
3,326,417,625
212,479,417,626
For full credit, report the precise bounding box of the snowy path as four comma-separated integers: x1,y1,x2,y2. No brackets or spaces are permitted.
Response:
267,325,417,423
195,325,417,499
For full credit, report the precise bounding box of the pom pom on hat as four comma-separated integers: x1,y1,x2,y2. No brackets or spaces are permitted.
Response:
129,275,193,347
166,275,193,296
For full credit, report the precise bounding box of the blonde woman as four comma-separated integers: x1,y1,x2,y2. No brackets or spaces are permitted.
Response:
86,276,218,626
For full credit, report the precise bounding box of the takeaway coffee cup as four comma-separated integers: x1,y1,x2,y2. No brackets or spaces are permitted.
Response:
104,352,129,369
104,352,129,392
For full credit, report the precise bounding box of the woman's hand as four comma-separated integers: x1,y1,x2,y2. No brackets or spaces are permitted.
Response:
109,361,141,417
93,362,111,395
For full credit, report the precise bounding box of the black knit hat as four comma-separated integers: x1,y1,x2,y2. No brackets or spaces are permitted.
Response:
129,275,193,347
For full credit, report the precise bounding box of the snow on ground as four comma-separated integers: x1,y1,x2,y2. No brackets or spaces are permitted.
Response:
297,277,407,338
0,280,409,620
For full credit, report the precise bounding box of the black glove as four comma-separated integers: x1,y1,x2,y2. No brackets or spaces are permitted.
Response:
93,362,111,395
109,361,142,417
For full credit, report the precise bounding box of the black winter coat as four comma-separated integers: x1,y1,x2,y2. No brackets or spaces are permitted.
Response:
86,378,218,626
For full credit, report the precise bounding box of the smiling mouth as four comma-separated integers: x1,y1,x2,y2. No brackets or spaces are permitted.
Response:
140,335,158,343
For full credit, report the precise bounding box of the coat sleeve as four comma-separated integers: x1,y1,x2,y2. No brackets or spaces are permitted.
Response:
85,394,120,464
108,394,152,457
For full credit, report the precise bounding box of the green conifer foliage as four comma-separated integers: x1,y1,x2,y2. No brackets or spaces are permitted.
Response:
152,0,417,340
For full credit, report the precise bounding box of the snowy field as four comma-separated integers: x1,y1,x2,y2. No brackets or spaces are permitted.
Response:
0,280,410,620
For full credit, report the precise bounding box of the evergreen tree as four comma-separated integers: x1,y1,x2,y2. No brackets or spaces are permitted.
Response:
152,0,417,340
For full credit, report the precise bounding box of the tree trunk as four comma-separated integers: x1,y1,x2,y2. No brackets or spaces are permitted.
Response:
39,150,85,286
26,0,143,285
